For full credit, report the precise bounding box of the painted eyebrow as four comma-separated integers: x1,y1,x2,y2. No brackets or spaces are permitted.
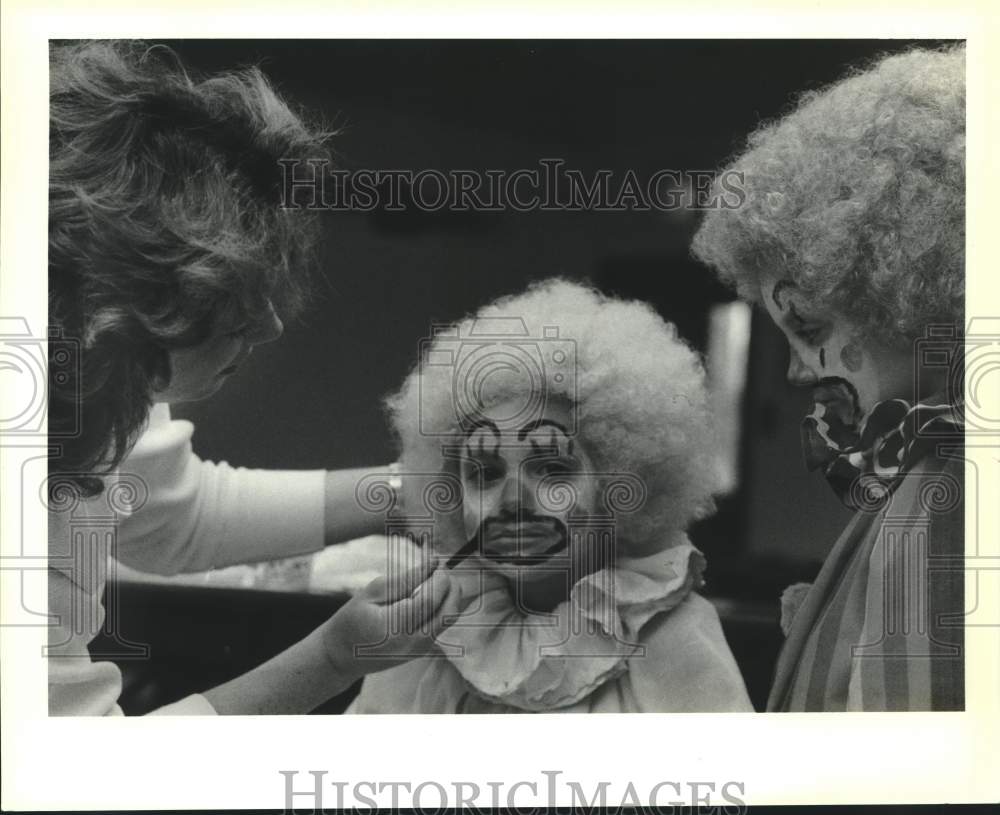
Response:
771,279,798,310
463,419,502,456
518,419,575,456
464,418,501,436
516,418,569,440
772,281,823,328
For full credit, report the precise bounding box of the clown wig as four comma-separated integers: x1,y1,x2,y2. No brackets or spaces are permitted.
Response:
692,44,965,346
385,279,723,555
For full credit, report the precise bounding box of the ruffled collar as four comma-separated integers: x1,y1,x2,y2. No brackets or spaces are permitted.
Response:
434,539,706,711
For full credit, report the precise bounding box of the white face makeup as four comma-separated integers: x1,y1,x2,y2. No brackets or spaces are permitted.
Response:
759,275,914,423
456,398,598,583
155,301,284,403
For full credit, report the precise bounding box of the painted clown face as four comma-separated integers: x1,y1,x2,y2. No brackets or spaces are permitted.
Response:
454,398,600,587
759,275,916,428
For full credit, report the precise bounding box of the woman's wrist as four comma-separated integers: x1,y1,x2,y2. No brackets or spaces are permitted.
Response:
202,625,357,715
323,465,398,547
319,613,366,683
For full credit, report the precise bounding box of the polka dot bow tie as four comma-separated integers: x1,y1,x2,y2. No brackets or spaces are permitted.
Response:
800,397,963,510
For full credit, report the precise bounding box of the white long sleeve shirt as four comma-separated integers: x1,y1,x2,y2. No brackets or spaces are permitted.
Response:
47,403,326,715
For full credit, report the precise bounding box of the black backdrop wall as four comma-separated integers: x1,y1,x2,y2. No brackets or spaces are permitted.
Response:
164,39,945,574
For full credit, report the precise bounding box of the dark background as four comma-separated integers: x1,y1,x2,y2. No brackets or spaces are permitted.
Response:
165,39,954,570
104,40,957,711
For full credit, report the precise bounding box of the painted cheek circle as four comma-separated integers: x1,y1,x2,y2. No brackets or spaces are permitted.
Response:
839,340,864,373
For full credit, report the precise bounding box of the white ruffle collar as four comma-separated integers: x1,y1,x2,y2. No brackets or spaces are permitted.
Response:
434,539,706,711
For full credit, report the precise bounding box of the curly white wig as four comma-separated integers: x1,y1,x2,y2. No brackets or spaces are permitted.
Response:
692,44,965,345
385,278,722,555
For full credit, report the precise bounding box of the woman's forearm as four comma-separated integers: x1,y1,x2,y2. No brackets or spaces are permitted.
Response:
324,466,393,546
202,626,360,715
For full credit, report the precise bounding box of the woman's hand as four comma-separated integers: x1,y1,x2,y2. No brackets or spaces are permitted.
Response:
321,556,454,680
202,556,454,715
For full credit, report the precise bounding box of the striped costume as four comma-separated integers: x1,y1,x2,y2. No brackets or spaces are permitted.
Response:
769,400,965,711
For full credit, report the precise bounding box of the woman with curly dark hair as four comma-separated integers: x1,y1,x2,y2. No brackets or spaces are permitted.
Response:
692,44,965,711
47,41,454,715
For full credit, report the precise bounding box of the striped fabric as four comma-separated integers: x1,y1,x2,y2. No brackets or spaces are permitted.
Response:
767,452,965,711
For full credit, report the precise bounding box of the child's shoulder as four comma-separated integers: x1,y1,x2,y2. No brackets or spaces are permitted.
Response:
638,592,726,649
624,594,753,712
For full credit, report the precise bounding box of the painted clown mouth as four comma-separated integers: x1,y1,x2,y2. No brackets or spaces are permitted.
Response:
446,520,568,568
811,377,862,426
482,519,566,563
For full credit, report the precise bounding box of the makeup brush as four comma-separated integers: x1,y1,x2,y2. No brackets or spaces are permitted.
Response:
445,536,479,570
